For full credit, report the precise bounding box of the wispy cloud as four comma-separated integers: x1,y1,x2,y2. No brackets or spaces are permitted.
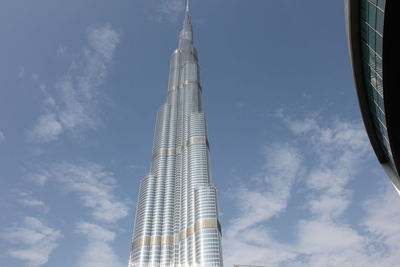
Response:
17,191,49,213
161,0,184,19
226,144,302,237
224,143,302,266
35,162,129,223
29,25,120,142
30,172,50,186
2,217,62,267
360,184,400,265
75,222,125,267
223,114,400,267
29,113,63,142
29,161,129,266
151,0,185,22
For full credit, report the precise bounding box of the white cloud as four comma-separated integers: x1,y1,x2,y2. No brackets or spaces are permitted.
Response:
297,219,363,252
151,0,184,22
227,144,301,235
57,25,120,132
29,113,63,142
17,191,49,213
276,109,318,135
224,144,302,266
161,0,184,18
75,222,125,267
27,162,129,266
29,25,120,142
2,217,62,267
223,115,400,267
360,184,400,266
19,198,48,210
288,185,400,267
30,172,49,186
302,120,370,220
87,25,120,61
36,162,129,223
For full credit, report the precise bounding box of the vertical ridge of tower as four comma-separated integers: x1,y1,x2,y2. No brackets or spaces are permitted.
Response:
129,4,223,267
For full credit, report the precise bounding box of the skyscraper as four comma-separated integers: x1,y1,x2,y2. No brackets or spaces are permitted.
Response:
345,0,400,193
128,4,223,267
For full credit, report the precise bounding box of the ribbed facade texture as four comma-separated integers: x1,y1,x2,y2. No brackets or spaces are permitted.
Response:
128,8,223,267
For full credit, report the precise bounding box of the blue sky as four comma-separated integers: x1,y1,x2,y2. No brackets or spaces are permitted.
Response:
1,0,400,266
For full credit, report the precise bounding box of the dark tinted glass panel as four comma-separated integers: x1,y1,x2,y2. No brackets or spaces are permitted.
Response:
377,91,384,107
368,27,376,48
375,91,384,110
376,56,382,77
362,45,371,75
364,65,371,85
378,98,384,114
369,50,376,68
377,75,383,94
368,86,378,99
369,65,376,85
361,0,368,20
377,0,386,10
376,34,383,56
376,9,384,35
374,105,381,120
361,22,369,42
368,3,377,28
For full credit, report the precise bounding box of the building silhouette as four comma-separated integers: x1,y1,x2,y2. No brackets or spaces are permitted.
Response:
346,0,400,193
128,4,223,267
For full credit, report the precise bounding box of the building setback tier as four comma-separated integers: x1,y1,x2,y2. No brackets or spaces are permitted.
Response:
128,5,224,267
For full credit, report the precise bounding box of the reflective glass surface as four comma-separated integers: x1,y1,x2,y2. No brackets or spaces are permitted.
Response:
359,0,397,171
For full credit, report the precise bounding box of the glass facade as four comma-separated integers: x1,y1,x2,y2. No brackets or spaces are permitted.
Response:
359,0,397,172
128,9,223,267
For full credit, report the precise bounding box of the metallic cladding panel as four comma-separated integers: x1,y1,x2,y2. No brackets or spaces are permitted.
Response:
129,10,223,267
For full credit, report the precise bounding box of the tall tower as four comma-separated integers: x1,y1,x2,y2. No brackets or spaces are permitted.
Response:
129,5,223,267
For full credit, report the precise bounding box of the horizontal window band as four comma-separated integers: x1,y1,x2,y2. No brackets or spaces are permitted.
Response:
183,80,200,86
167,80,202,94
179,218,220,241
152,136,208,159
171,49,198,61
168,85,179,92
172,49,193,55
131,218,220,249
178,136,208,153
151,148,176,159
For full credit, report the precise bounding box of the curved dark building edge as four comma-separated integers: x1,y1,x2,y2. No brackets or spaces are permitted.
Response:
345,0,400,193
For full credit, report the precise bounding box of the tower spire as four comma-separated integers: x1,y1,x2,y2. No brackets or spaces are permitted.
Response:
182,0,191,31
128,3,223,266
